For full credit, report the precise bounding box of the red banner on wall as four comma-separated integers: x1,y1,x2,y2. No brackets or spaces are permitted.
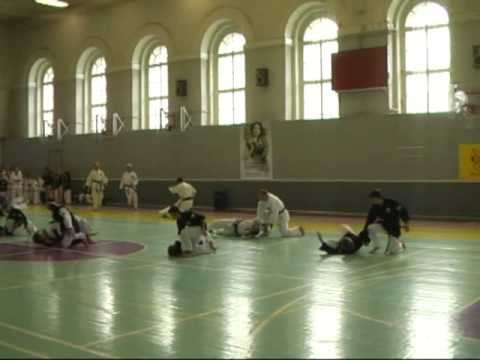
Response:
332,46,388,92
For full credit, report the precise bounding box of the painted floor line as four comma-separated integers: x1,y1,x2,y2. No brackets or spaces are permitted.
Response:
0,338,49,359
0,320,118,359
85,283,311,348
0,262,161,292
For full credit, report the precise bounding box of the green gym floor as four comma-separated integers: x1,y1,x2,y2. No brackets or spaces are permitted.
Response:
0,206,479,359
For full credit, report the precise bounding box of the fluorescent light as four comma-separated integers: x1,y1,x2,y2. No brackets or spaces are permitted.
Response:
35,0,69,8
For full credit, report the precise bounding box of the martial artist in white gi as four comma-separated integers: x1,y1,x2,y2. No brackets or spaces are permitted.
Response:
159,178,197,217
119,164,139,209
86,162,109,210
209,218,266,238
256,189,305,238
9,167,24,201
2,198,37,236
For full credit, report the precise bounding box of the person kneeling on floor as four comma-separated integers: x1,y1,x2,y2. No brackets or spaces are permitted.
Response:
46,202,95,248
167,206,216,258
0,198,37,236
364,190,410,256
317,225,371,255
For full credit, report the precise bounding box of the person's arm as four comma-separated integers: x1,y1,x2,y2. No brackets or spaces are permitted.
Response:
102,172,109,186
85,171,92,188
396,202,410,232
59,209,74,231
364,206,376,230
256,201,266,224
119,174,125,190
133,173,139,188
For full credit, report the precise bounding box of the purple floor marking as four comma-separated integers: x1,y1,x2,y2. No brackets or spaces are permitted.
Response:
457,301,480,339
0,241,144,262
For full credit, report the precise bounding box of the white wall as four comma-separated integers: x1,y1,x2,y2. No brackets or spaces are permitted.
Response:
2,0,480,181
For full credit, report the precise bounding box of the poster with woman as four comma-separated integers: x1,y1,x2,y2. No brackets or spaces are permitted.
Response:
240,121,273,179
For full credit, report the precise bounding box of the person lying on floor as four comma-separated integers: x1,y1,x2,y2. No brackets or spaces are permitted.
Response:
167,206,216,258
46,202,95,248
32,222,89,249
0,198,37,236
208,218,270,239
317,225,371,255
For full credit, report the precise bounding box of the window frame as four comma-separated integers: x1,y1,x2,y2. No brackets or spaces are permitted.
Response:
300,17,339,120
88,56,108,134
215,32,246,126
40,66,55,137
395,0,452,114
145,45,169,130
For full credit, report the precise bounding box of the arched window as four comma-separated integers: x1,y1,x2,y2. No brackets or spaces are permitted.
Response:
41,67,55,137
301,18,339,120
404,2,450,113
90,57,108,133
28,59,55,138
217,33,246,125
201,20,248,127
76,48,108,134
147,46,169,129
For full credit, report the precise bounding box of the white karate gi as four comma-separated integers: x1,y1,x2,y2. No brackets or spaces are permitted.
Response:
120,171,139,209
86,169,108,209
256,192,302,238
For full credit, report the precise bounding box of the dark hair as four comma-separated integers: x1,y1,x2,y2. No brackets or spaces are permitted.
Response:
176,177,184,184
249,122,266,138
369,189,383,199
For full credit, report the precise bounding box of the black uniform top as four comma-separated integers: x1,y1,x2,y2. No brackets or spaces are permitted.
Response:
364,198,410,238
7,208,28,227
176,211,206,234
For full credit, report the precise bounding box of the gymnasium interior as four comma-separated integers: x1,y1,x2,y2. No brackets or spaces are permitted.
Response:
0,0,479,358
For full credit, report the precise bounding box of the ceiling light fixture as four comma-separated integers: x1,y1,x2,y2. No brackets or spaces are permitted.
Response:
34,0,69,8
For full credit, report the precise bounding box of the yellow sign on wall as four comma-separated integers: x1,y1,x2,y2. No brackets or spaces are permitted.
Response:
459,144,480,180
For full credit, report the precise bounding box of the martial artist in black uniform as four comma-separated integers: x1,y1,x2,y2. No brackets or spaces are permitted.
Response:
167,206,216,257
317,226,371,255
364,190,410,255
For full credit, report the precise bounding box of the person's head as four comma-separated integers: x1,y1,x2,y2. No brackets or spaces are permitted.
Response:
250,122,264,138
168,206,181,219
32,231,48,245
94,162,101,170
176,177,184,184
250,219,262,236
126,163,133,171
47,202,61,212
369,189,384,206
257,189,269,202
338,237,354,253
168,241,183,257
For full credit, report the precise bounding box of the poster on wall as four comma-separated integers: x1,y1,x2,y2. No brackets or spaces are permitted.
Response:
240,121,273,179
459,144,480,180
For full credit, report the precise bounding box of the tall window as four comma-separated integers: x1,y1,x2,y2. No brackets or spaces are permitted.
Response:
217,33,246,125
28,60,55,138
41,67,55,137
147,46,169,129
302,18,339,120
404,2,450,113
90,57,108,133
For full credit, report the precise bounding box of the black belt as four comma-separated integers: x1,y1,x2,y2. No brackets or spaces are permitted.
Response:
279,208,286,215
181,197,194,202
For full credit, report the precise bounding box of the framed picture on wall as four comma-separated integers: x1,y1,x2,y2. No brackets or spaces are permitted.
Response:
240,121,273,180
474,45,480,68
